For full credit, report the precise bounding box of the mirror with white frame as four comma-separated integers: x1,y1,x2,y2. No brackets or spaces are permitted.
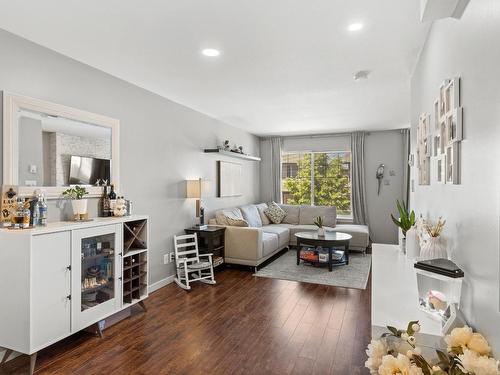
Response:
2,92,120,198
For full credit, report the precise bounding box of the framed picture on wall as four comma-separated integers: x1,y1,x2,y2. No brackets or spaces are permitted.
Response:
217,160,242,197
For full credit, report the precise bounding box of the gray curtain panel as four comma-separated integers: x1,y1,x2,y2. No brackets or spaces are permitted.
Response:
401,129,410,206
270,137,283,202
350,132,368,225
260,137,283,203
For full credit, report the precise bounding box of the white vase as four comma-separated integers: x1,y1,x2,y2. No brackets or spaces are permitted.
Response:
405,226,420,259
400,237,406,254
420,236,447,260
71,199,88,216
317,227,325,237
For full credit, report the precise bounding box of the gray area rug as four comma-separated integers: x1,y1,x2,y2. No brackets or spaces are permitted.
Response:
254,250,372,290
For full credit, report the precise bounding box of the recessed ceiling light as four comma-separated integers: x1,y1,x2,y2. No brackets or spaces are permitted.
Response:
202,48,220,57
348,22,364,32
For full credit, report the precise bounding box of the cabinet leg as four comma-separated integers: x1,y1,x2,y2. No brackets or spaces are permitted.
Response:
29,352,37,375
138,300,147,312
95,321,105,339
1,349,13,364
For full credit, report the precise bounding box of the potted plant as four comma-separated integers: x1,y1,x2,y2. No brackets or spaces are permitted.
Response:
314,216,325,237
390,200,415,253
63,186,89,218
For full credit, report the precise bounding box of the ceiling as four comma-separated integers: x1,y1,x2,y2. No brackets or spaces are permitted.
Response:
0,1,430,136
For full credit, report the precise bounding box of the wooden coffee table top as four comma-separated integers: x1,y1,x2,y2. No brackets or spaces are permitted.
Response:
295,231,352,242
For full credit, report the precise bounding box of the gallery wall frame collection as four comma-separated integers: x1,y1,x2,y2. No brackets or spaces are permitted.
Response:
417,76,463,185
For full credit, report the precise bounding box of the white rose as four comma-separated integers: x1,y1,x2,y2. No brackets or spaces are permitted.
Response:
458,349,500,375
468,333,492,356
444,326,473,350
378,354,424,375
365,339,387,373
412,323,421,333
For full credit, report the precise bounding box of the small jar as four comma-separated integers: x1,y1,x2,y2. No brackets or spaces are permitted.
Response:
11,199,25,228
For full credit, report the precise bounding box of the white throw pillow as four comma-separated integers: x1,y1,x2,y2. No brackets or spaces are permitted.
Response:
215,208,248,227
264,202,286,224
256,203,270,225
239,205,263,227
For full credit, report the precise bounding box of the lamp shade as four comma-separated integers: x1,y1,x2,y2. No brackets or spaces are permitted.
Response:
186,179,201,198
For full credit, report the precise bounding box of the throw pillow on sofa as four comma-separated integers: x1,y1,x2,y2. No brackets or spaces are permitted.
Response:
215,208,249,227
239,205,263,227
264,202,286,224
256,203,271,225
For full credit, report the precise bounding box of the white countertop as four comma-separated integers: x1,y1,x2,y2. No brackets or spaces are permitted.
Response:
372,243,442,337
0,214,148,236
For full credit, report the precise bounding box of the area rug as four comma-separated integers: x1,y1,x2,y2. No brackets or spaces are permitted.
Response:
254,250,371,290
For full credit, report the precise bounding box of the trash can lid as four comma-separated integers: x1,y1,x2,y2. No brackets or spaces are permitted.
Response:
414,258,464,278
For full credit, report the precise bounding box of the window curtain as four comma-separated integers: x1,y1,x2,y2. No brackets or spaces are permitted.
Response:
260,137,282,203
350,132,368,225
270,137,283,202
401,128,410,206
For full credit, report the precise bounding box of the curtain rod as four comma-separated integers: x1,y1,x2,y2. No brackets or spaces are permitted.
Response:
260,128,408,140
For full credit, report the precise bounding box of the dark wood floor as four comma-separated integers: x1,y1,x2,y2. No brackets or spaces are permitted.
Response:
1,268,371,375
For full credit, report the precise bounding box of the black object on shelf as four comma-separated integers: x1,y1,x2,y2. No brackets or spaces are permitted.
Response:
414,258,464,278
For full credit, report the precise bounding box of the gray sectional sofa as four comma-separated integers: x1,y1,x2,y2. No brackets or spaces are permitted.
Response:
209,203,370,268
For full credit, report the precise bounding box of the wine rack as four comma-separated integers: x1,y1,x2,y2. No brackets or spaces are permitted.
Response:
122,249,148,306
123,219,147,255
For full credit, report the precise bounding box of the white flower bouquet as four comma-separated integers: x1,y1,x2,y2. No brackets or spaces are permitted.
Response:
366,321,500,375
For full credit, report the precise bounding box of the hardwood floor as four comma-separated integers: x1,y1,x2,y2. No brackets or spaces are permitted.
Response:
1,268,371,375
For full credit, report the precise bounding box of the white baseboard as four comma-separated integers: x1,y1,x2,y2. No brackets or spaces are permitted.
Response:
148,275,175,293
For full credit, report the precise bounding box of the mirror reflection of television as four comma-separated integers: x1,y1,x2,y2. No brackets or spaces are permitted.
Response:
69,156,111,185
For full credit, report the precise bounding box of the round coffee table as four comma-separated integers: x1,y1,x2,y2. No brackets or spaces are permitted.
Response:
295,231,352,272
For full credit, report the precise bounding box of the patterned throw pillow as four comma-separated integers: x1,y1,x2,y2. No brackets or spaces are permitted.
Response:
264,202,286,224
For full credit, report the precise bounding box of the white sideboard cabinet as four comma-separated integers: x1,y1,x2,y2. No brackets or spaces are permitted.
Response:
0,215,149,374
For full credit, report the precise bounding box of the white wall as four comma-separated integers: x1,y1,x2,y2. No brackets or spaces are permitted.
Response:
410,0,500,354
0,29,260,285
261,131,404,243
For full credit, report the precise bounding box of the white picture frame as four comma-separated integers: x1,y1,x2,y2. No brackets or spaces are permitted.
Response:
217,160,242,197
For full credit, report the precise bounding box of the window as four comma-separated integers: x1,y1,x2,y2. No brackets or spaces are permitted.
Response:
281,151,352,216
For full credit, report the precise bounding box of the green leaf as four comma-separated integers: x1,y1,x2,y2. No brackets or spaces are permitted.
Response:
387,326,400,337
406,320,419,335
436,349,451,367
411,355,431,375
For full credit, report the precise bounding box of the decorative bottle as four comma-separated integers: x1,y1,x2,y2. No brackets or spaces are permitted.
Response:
108,184,117,216
39,193,48,226
22,199,31,229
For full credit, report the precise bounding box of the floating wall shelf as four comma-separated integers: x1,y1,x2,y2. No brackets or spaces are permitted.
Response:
204,148,261,161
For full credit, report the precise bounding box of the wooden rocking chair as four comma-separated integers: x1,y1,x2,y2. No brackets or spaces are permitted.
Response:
173,234,216,290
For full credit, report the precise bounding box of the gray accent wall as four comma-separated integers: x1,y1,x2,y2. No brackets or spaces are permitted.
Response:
0,29,260,285
410,0,500,354
365,130,405,244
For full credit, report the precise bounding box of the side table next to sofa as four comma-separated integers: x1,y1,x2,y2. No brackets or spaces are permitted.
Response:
184,226,226,269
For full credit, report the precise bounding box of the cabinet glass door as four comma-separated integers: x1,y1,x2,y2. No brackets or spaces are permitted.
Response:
81,233,115,312
72,224,122,332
